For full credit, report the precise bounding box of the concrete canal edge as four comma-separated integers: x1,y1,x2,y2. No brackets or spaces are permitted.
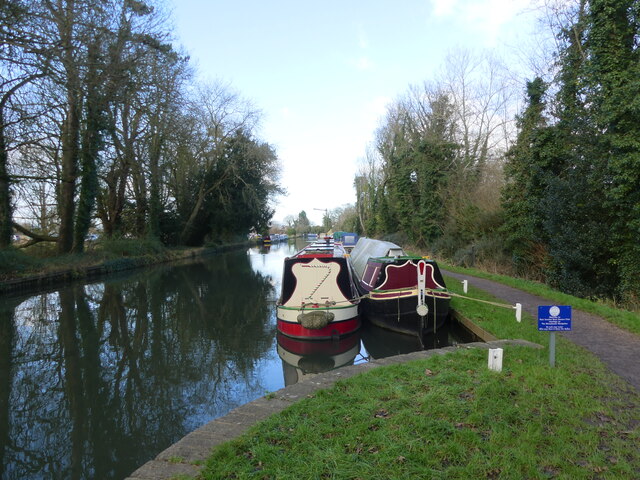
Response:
125,339,542,480
450,309,498,342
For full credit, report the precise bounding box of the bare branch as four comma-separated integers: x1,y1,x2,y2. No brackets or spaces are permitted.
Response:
11,221,57,242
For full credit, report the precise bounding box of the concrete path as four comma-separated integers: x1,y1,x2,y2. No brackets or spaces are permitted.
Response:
442,270,640,391
125,339,540,480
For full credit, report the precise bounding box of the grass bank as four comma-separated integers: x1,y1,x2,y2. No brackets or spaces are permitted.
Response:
0,237,251,294
186,277,640,479
441,263,640,336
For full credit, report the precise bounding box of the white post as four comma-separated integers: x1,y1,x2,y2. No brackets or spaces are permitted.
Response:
416,260,428,317
488,348,503,372
515,303,522,322
462,280,468,294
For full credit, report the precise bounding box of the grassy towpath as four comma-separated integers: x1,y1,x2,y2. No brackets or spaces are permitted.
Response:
183,272,640,480
442,268,640,391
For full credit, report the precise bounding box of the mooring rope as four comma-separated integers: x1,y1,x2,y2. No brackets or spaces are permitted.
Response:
298,293,370,310
446,290,516,310
296,289,517,311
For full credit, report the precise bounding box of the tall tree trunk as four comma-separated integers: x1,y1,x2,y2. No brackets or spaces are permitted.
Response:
132,164,148,237
56,0,81,254
58,90,80,254
179,184,206,245
73,127,98,252
73,42,101,253
0,110,10,248
148,128,162,238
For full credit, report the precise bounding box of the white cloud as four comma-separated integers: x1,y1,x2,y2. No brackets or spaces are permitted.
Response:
354,56,374,71
367,95,392,116
428,0,530,47
430,0,458,17
357,24,369,49
464,0,530,40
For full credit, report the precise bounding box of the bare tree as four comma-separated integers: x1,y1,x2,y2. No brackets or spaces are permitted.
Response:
0,0,49,247
437,49,520,172
4,1,280,251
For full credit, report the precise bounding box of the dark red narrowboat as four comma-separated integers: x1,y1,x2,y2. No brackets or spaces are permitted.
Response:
349,238,450,337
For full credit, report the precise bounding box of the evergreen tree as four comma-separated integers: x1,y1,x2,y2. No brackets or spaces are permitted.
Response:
503,0,633,298
188,131,281,244
295,210,310,233
542,0,618,297
501,78,551,275
379,93,458,246
588,0,640,300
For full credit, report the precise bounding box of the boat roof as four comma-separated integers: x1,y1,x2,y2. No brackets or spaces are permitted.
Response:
349,237,408,276
333,232,359,248
293,239,348,258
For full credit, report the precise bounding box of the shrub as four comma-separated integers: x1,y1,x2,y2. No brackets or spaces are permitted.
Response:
381,231,409,247
0,248,39,274
99,236,165,257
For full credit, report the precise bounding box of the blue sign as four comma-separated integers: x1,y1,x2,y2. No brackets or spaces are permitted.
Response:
538,305,572,331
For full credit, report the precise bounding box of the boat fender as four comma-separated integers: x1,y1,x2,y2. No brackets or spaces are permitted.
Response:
297,311,334,329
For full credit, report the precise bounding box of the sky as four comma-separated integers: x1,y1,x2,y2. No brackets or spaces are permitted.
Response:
170,0,539,226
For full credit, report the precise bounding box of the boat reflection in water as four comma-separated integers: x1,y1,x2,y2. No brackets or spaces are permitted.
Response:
277,332,362,386
360,321,450,358
277,317,481,386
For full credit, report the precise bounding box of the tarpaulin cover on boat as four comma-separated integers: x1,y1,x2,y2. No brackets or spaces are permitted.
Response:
349,238,406,278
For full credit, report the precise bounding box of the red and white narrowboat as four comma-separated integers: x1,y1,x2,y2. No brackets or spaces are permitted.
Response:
276,238,361,339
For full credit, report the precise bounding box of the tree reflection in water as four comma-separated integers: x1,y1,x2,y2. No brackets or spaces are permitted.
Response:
0,250,276,479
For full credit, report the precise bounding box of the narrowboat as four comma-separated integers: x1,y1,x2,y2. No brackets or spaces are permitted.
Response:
333,231,359,252
349,238,450,337
276,238,361,339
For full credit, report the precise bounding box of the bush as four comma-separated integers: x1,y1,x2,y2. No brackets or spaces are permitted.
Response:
0,248,39,274
430,232,465,258
99,236,165,257
474,236,511,264
381,231,409,247
21,242,58,258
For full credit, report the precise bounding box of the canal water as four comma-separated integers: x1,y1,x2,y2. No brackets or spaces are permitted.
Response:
0,239,474,479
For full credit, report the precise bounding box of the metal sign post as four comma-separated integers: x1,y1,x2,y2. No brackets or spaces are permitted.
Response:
538,306,572,367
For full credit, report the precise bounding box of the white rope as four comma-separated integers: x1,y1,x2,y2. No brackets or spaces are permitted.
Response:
297,293,370,309
447,290,516,310
296,289,517,312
